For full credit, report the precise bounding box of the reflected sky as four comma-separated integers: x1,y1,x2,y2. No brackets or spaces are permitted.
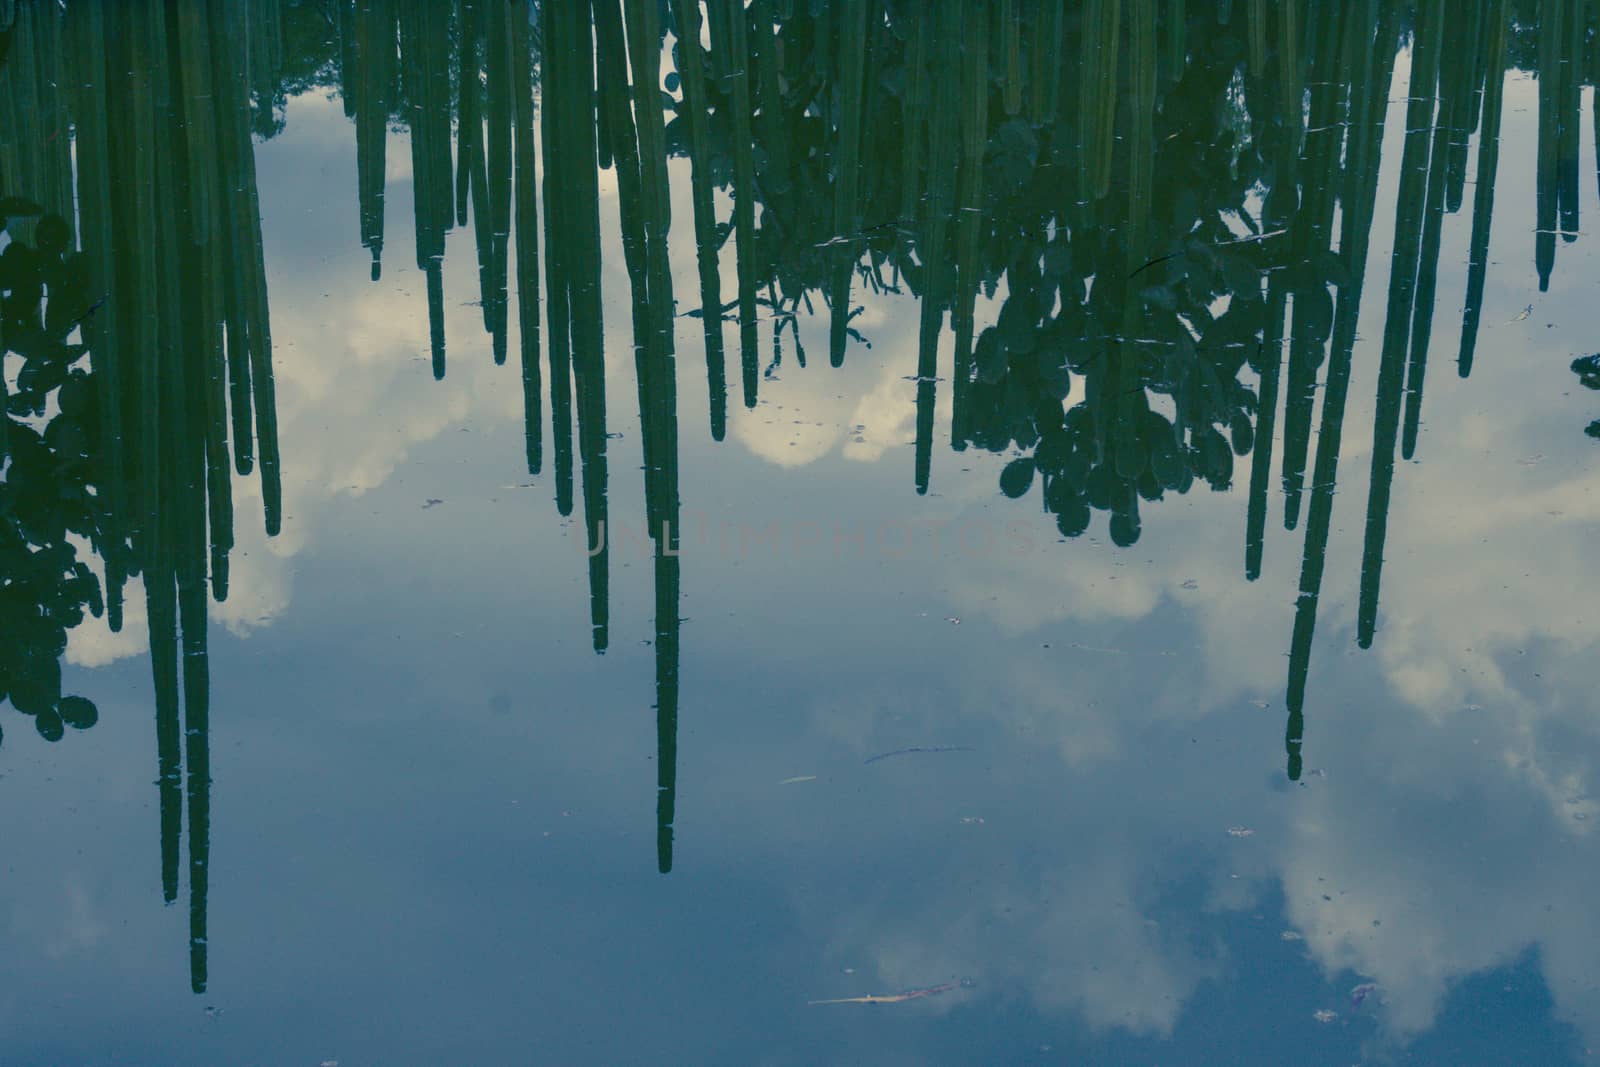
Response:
4,3,1600,1064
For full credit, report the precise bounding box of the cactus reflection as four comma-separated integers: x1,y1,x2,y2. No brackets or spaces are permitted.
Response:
301,0,1595,806
317,3,1591,795
4,0,1600,994
3,0,285,995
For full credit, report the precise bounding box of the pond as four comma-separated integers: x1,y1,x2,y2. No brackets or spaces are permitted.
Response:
3,1,1599,1063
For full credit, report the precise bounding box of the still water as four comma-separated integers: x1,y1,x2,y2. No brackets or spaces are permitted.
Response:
3,1,1599,1063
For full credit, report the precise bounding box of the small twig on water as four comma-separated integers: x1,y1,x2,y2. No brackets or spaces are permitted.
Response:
864,745,973,764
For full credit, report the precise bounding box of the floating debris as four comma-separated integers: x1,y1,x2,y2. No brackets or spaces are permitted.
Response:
1180,578,1199,590
1313,1009,1338,1024
780,775,817,785
1227,826,1255,838
1507,304,1533,323
809,980,970,1006
422,498,444,509
1280,930,1304,942
960,816,985,825
865,746,974,764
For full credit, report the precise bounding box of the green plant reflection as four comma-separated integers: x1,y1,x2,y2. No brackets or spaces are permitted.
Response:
3,0,286,994
6,0,1600,994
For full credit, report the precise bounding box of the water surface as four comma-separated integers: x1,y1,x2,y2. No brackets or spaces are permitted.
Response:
3,2,1600,1063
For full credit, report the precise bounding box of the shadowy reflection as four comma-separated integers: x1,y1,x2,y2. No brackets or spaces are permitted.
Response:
235,0,1594,857
1,203,105,751
639,0,1573,784
3,0,286,994
314,1,1597,790
7,5,1600,988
